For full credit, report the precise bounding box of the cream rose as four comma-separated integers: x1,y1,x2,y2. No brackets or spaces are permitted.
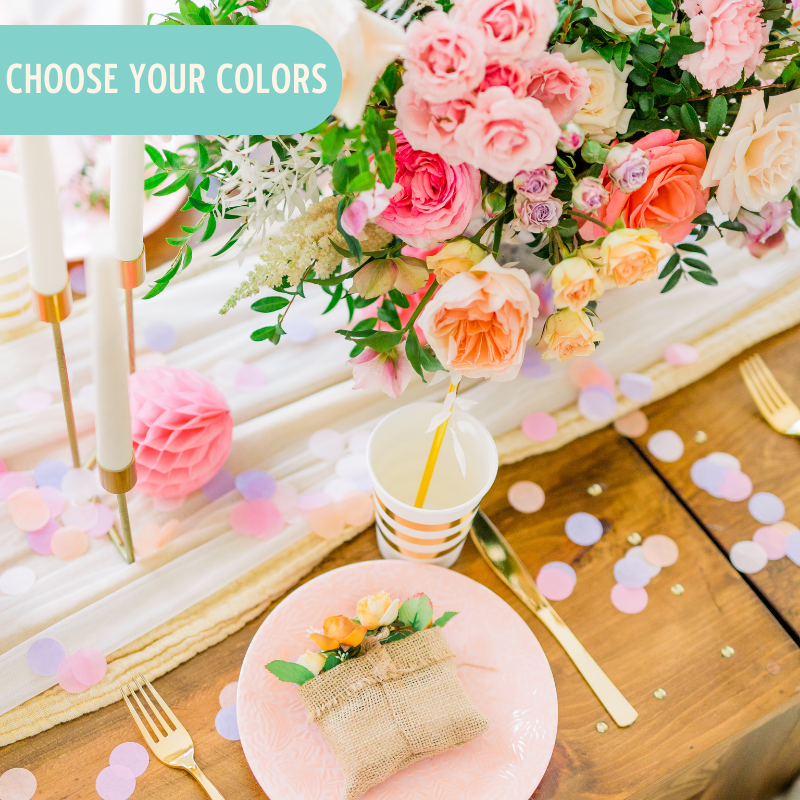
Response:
427,239,486,284
550,257,604,312
553,41,633,144
599,228,672,287
256,0,405,128
701,89,800,217
356,591,400,630
296,651,327,676
541,308,604,361
582,0,654,35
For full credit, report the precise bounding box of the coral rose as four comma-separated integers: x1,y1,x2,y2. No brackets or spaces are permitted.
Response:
701,89,800,217
419,254,539,381
427,239,486,283
599,228,672,287
527,53,591,126
453,0,558,59
377,131,481,248
679,0,769,93
582,129,709,244
541,308,604,361
404,11,487,103
550,256,604,312
356,591,400,629
454,86,560,183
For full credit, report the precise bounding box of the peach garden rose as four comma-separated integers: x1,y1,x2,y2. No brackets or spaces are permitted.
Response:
541,308,604,361
599,228,672,288
426,239,487,284
550,257,604,312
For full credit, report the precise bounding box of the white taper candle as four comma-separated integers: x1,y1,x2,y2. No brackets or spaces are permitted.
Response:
110,135,145,262
16,135,68,296
90,226,133,471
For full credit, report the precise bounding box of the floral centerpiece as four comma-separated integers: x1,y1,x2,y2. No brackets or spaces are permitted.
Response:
147,0,800,395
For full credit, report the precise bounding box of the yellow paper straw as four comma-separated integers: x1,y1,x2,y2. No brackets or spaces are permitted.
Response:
414,380,458,508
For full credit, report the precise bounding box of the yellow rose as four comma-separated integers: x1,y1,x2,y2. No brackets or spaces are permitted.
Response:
599,228,672,288
427,239,486,284
541,309,604,361
296,651,327,676
356,591,400,630
550,257,604,313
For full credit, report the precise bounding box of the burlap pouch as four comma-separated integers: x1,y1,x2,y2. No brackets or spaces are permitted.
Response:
298,626,490,799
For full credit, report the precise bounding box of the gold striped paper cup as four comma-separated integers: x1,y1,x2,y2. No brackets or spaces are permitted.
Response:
367,401,498,568
0,170,33,331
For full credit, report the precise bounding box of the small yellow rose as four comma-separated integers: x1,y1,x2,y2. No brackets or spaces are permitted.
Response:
541,308,604,361
550,257,604,313
356,591,400,630
296,651,327,676
309,615,368,651
427,239,486,284
599,228,672,288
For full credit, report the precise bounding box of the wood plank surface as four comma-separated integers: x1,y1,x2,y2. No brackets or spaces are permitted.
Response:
632,325,800,638
3,427,800,800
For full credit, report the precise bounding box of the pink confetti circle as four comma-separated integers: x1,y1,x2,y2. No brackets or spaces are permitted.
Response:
610,584,649,614
614,410,648,438
647,430,684,463
0,459,6,474
536,567,575,601
27,519,59,555
338,492,374,528
507,481,545,513
641,534,679,567
521,412,558,442
335,454,369,481
16,389,53,411
86,504,115,538
752,526,787,560
664,343,699,366
0,768,37,800
95,764,136,800
297,492,334,514
134,524,167,557
730,540,768,574
8,487,50,532
540,561,577,583
719,470,753,502
234,363,267,393
51,526,89,560
707,452,740,471
308,429,345,461
56,655,91,694
309,505,347,540
229,500,284,539
271,481,298,517
785,532,800,566
71,648,107,686
235,470,277,501
578,386,617,422
38,486,65,517
0,473,36,500
61,468,96,504
618,372,654,402
219,681,238,708
36,363,61,393
109,743,149,778
61,502,99,532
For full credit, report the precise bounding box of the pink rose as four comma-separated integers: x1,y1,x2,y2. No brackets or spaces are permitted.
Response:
419,255,539,381
396,85,474,162
572,177,608,212
376,131,481,248
605,142,650,193
348,341,414,399
558,123,585,153
0,135,17,172
679,0,770,93
729,200,793,257
453,0,558,59
512,196,563,232
454,87,560,183
527,53,591,125
513,166,557,200
404,11,487,103
478,59,532,98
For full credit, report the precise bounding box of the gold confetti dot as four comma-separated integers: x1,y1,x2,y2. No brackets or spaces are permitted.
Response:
588,484,603,496
596,722,608,733
721,646,735,658
654,688,667,699
671,584,684,596
627,532,642,545
694,431,707,443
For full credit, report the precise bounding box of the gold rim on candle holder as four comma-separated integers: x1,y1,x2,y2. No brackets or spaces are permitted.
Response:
119,247,146,290
33,284,72,323
98,455,138,495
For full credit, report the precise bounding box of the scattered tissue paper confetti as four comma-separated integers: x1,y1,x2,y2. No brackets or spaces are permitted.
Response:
730,540,768,574
16,389,53,411
508,481,545,513
0,768,37,800
614,411,649,438
565,512,603,546
309,505,347,540
282,317,316,343
36,363,61,393
308,429,346,461
536,563,576,601
647,430,684,463
618,373,654,402
95,764,136,800
578,387,617,422
748,492,785,525
202,469,236,501
0,566,36,596
641,535,679,567
610,583,649,614
521,412,558,442
143,320,178,352
219,681,238,708
33,458,69,489
752,526,787,560
27,638,66,677
234,363,267,392
8,488,50,532
215,704,241,742
109,742,150,778
0,473,36,500
664,343,699,366
51,526,89,560
229,500,284,539
235,470,277,502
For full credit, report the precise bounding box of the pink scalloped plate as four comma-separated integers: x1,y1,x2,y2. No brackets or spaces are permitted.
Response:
237,561,558,800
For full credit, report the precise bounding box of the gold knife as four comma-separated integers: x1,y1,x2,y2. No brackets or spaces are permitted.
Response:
471,510,638,728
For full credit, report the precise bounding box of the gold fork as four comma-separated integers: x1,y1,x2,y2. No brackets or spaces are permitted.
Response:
121,675,226,799
739,354,800,437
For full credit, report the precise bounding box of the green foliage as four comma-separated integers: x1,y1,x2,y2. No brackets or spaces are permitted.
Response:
397,594,434,631
433,611,458,628
265,660,315,686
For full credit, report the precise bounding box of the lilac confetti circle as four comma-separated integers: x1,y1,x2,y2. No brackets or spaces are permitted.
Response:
647,430,684,463
202,469,236,501
28,519,59,555
33,459,70,489
70,264,86,294
618,373,654,402
215,704,240,741
27,638,66,676
109,742,150,778
95,764,136,800
719,470,753,502
234,364,267,392
690,458,727,494
235,470,277,502
143,320,177,352
613,557,651,588
748,492,785,525
16,390,53,411
0,473,36,500
785,532,800,566
520,350,552,380
86,504,115,539
565,512,604,546
578,386,617,422
39,486,65,518
539,561,577,584
282,317,315,343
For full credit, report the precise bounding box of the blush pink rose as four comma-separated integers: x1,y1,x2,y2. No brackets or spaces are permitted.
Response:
454,86,560,183
376,131,481,248
478,59,532,98
404,11,487,103
453,0,558,59
395,85,474,162
679,0,769,92
0,135,16,172
526,52,591,125
582,129,709,245
419,255,539,381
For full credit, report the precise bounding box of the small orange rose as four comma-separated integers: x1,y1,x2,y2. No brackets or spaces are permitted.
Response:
309,615,367,651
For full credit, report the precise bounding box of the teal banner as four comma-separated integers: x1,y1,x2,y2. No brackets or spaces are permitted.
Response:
0,25,342,134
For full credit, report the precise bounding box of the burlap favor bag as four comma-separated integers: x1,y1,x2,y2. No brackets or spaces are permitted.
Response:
298,626,489,799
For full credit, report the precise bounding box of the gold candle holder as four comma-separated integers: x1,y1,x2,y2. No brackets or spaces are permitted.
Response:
98,455,137,564
119,246,146,375
33,284,80,468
